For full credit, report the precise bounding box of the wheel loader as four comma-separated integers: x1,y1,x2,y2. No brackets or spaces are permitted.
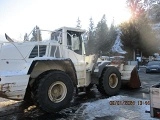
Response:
0,26,141,113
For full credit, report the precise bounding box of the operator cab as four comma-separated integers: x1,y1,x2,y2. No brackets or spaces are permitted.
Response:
51,27,86,55
24,26,86,58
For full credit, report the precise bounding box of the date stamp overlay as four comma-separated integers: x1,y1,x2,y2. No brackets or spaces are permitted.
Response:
109,100,150,105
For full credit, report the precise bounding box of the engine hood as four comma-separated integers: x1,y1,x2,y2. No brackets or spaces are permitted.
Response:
0,42,35,60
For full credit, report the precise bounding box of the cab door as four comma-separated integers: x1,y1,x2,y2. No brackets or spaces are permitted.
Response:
63,30,87,87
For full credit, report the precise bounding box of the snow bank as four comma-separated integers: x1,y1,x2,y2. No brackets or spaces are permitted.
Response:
80,95,154,120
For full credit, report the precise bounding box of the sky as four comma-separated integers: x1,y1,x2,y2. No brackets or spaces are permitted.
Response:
0,0,131,41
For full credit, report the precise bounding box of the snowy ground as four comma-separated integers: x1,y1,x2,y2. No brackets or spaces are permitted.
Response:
77,95,155,120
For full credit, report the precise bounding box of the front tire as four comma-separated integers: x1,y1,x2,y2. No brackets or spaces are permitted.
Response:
97,67,121,96
34,70,74,113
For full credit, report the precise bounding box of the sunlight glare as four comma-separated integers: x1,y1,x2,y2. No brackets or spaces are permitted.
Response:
106,0,131,25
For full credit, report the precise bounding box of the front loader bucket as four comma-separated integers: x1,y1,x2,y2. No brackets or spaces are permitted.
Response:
127,67,141,88
121,65,141,89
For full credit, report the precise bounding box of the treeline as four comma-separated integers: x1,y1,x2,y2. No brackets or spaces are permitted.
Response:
78,15,117,56
80,0,160,59
86,15,117,55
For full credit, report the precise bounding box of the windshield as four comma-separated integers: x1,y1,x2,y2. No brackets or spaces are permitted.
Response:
66,30,85,54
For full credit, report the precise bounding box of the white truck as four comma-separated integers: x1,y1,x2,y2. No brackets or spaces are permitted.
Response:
0,26,140,113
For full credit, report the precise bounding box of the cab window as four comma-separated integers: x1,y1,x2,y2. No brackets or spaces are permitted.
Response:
51,29,62,42
67,30,82,55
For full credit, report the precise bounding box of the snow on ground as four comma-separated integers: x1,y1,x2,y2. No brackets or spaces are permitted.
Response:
0,100,18,107
0,98,20,113
79,95,158,120
0,98,18,107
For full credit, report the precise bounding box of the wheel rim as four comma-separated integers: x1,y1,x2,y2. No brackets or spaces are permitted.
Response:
48,81,67,103
108,73,118,88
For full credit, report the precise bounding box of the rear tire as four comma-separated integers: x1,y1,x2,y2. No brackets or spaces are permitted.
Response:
97,67,121,96
34,70,74,113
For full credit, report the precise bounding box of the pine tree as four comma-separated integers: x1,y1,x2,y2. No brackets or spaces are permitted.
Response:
120,0,159,59
30,26,42,41
24,33,28,41
108,19,118,54
89,17,94,32
76,17,81,28
120,21,140,59
95,14,110,54
86,17,96,55
86,15,118,55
